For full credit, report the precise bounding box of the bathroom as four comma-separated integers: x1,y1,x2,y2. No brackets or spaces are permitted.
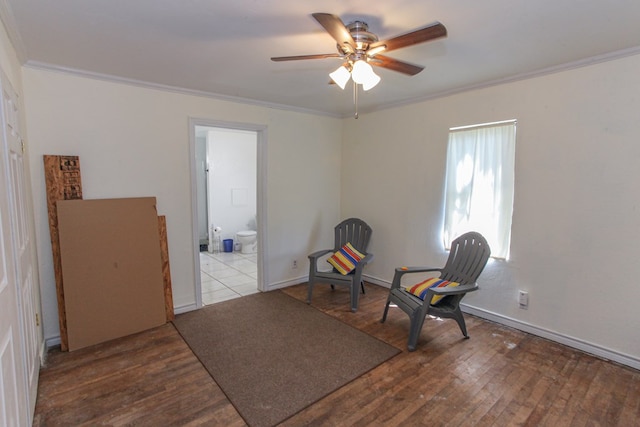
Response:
195,125,259,304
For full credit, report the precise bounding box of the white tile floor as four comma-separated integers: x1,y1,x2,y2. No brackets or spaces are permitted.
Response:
199,250,259,305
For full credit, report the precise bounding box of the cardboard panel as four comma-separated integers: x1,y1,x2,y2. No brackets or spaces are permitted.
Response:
57,197,166,351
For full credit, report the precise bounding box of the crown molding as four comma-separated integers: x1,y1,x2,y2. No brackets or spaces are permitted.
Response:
364,45,640,116
21,44,640,120
23,60,343,119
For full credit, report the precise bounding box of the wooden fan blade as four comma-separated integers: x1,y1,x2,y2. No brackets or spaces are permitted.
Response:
370,55,424,75
369,22,447,53
312,13,356,49
271,53,342,61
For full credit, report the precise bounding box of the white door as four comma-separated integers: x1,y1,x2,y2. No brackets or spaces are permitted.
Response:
0,72,39,423
0,88,28,427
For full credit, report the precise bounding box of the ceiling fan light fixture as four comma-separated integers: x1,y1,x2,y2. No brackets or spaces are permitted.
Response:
351,60,381,90
362,71,381,91
350,60,373,84
329,65,350,90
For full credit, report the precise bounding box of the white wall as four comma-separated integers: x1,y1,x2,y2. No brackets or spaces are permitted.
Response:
22,68,343,344
344,53,640,367
20,32,640,369
207,128,257,242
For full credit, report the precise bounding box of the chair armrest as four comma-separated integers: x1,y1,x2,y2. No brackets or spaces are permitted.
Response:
308,249,333,261
355,253,373,269
350,253,373,277
390,267,442,290
395,266,442,274
430,283,479,296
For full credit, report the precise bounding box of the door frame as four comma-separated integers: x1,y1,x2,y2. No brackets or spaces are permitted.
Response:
188,118,267,307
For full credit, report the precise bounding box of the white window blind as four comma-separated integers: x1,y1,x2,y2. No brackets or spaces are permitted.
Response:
443,120,516,259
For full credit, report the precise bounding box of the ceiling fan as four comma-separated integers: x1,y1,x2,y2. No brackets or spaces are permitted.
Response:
271,13,447,117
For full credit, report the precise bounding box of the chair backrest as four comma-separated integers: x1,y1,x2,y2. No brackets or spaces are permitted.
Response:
334,218,372,254
440,232,491,285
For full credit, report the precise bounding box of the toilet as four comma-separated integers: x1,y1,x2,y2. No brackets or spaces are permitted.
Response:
236,230,257,254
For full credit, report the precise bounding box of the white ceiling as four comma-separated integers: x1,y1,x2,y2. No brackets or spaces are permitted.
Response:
4,0,640,117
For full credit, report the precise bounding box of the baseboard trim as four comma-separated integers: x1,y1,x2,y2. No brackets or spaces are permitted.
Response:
44,276,638,370
174,303,198,315
44,336,61,349
461,305,640,370
364,274,640,370
363,274,390,288
266,276,307,291
39,341,48,365
43,304,198,349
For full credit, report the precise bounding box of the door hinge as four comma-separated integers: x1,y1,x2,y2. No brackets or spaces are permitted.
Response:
35,313,40,327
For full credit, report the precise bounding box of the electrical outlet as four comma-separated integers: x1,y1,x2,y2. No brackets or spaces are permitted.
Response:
518,290,529,309
292,259,298,269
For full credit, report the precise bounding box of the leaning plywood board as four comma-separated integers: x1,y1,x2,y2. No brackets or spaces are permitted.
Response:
158,215,175,321
57,197,166,351
43,155,83,351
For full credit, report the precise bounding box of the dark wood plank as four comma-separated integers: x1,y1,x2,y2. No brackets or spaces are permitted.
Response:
618,370,640,426
33,323,245,426
34,283,640,426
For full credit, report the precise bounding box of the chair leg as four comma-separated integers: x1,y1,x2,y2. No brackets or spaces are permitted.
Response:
451,308,469,338
307,262,315,304
350,283,359,313
407,313,427,352
306,282,314,305
381,299,391,323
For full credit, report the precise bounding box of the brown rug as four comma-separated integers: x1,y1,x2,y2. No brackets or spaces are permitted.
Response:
172,291,400,427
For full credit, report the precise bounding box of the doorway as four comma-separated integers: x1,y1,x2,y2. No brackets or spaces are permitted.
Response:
189,119,267,308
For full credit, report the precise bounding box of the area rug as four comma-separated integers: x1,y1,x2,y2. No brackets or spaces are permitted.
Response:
172,291,400,427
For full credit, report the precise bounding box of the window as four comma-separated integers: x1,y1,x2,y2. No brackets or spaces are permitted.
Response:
443,120,516,259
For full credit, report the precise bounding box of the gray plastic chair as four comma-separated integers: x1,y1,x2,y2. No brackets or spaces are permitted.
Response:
307,218,373,312
381,231,490,351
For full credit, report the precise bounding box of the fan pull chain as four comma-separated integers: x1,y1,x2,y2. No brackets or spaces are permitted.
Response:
353,82,359,119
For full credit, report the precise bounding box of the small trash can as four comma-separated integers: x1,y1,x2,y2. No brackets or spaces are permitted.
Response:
223,239,233,253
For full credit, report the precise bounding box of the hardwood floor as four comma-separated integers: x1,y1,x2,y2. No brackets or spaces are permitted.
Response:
33,284,640,426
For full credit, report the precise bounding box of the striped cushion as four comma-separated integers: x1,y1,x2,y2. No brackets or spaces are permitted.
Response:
327,243,364,275
407,277,460,305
